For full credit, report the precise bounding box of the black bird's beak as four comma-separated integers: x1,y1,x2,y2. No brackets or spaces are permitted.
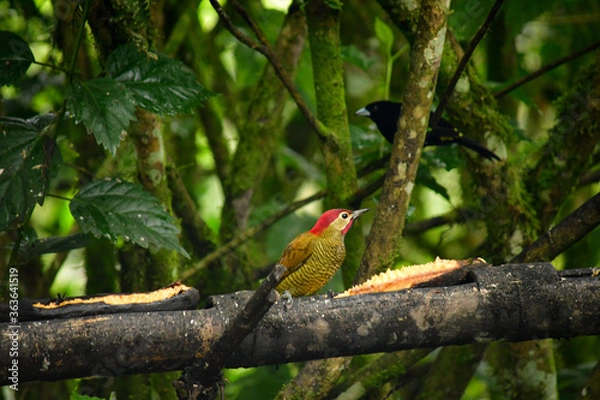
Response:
351,208,369,220
355,107,370,117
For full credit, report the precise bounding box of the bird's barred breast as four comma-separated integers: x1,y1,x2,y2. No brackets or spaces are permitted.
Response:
277,239,346,297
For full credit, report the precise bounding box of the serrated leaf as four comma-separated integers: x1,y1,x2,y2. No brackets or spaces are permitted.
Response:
70,179,190,258
374,17,394,57
0,117,61,231
0,31,34,86
106,44,214,115
341,45,376,72
66,78,137,155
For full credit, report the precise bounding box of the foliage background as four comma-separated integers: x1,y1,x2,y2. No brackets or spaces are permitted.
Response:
1,0,599,398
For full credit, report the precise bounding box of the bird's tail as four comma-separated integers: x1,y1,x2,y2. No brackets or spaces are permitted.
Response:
454,135,501,161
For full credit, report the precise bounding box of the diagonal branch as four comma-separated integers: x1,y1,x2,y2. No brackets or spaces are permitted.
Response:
208,0,329,141
431,0,507,126
494,40,600,98
358,0,450,282
512,191,600,263
174,264,286,398
180,190,326,280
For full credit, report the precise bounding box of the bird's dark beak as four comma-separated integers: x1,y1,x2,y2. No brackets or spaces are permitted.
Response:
351,208,369,220
355,107,370,117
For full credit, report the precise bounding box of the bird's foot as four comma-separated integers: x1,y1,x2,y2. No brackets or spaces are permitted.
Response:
327,289,336,299
281,290,293,311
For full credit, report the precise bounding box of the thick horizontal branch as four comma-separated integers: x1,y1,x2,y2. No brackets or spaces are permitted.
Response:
174,264,285,396
1,263,599,385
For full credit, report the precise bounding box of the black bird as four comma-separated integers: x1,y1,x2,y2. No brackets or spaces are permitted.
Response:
356,100,501,161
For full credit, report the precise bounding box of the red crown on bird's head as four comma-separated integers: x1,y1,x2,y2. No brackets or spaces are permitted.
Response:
310,209,350,235
310,208,369,236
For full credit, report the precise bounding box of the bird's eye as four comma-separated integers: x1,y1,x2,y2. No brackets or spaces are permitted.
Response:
341,212,349,219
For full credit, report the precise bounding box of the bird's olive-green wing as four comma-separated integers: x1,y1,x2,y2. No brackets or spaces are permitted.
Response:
277,231,316,279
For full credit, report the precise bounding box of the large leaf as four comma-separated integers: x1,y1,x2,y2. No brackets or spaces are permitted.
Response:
0,117,61,231
341,45,376,72
66,78,137,155
106,44,213,115
374,17,394,57
0,31,34,86
70,179,190,258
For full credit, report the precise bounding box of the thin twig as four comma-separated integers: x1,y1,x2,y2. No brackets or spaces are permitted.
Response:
32,60,69,74
208,0,329,141
181,190,326,280
403,208,467,234
358,154,391,178
494,40,600,98
431,0,507,126
231,0,268,44
67,0,91,83
579,169,600,186
349,174,385,208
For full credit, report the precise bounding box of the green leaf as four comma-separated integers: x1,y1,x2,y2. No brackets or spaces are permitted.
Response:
350,123,386,150
71,392,104,400
324,0,343,10
421,146,464,171
0,31,34,86
0,117,61,231
66,78,137,155
374,17,394,57
70,178,190,258
341,45,376,72
280,146,325,185
106,44,214,115
416,164,450,202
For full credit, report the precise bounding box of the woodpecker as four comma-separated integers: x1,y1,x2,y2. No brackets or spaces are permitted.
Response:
275,208,369,297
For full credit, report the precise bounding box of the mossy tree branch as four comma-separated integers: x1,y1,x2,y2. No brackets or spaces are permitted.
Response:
359,0,450,282
3,264,599,385
304,0,362,287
